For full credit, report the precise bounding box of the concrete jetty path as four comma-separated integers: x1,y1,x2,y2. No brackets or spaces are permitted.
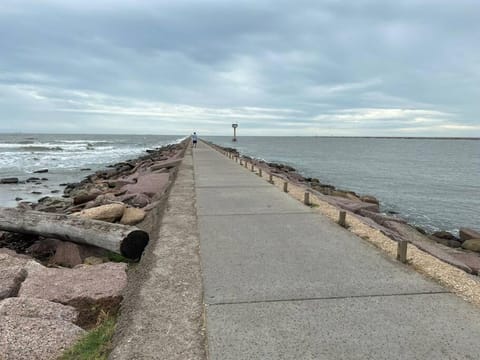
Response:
194,141,480,359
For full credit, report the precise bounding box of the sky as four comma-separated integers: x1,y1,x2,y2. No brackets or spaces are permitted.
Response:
0,0,479,136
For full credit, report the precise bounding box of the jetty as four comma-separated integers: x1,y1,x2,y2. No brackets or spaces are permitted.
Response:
109,140,480,359
193,141,480,359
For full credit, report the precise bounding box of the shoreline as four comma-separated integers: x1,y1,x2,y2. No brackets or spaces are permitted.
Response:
208,141,480,275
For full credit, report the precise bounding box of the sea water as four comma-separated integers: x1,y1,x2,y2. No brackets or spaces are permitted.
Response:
204,136,480,234
0,134,185,207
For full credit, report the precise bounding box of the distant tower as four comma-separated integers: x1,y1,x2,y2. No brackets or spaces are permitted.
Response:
232,123,238,142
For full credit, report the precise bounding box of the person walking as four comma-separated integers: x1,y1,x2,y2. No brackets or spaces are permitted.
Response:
192,132,198,148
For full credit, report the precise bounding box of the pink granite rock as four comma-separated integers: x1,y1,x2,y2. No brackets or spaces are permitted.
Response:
123,173,170,197
0,315,85,360
0,297,78,323
19,262,127,327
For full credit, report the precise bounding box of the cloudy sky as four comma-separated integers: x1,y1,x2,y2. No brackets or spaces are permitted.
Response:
0,0,479,136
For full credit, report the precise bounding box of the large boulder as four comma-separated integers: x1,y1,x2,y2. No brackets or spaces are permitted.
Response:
461,239,480,253
120,207,146,225
0,315,85,360
51,241,107,267
26,238,61,259
432,231,458,240
123,173,170,197
19,262,127,327
0,297,78,323
460,228,480,241
360,195,380,205
0,253,28,300
122,193,151,208
73,203,125,222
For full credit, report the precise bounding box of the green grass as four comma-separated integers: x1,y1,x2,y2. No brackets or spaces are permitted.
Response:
105,251,131,263
59,315,117,360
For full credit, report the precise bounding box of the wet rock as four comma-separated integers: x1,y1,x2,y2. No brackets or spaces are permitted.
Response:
26,238,61,259
51,190,60,193
19,262,128,327
80,168,91,171
0,232,38,253
31,191,42,195
360,195,380,205
429,237,462,248
0,315,85,360
461,239,480,252
432,231,458,240
33,169,48,173
460,228,480,241
1,177,19,184
120,207,146,225
41,177,48,181
15,197,23,201
0,297,78,323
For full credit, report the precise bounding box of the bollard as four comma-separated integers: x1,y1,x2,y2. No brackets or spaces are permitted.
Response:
304,192,310,205
258,168,262,177
397,240,408,263
235,157,238,163
244,161,248,168
240,159,243,165
251,164,255,172
283,181,288,193
269,174,274,184
338,211,346,227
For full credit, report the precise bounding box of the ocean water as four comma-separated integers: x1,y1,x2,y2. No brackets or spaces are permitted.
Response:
204,136,480,234
0,134,185,206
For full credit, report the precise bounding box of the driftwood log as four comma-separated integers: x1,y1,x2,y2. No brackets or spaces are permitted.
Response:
0,207,149,260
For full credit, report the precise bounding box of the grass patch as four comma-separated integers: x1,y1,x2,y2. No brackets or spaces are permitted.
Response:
106,251,131,263
59,314,117,360
310,203,319,208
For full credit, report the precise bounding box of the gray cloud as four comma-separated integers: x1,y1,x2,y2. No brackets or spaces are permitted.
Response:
0,0,479,136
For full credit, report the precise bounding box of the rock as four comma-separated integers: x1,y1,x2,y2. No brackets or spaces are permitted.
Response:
51,190,60,193
149,158,182,171
432,231,457,240
15,197,23,201
123,193,151,208
429,237,462,248
0,315,85,360
459,228,480,241
0,253,30,299
31,191,42,195
461,239,480,252
19,262,127,327
81,168,91,171
0,177,19,184
92,193,117,207
26,177,40,182
0,297,78,323
120,207,146,225
26,238,61,259
73,189,102,205
360,195,380,205
33,169,48,173
123,173,170,197
73,203,125,222
52,242,83,267
0,266,26,299
83,256,104,265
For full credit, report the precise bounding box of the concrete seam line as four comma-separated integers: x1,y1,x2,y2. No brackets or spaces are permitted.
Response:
205,290,451,306
198,211,312,217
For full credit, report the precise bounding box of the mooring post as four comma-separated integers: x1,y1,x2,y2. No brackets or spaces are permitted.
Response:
338,211,346,227
258,168,262,177
244,161,248,168
283,181,288,192
397,240,408,263
251,164,255,172
269,174,274,184
240,159,243,165
304,192,310,205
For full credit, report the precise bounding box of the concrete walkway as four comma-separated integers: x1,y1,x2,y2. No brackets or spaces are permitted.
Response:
194,141,480,359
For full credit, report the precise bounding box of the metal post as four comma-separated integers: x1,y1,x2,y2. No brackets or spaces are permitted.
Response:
283,182,288,192
338,211,346,227
397,240,408,263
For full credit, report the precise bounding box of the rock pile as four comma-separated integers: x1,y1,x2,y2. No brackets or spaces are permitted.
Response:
0,140,188,359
